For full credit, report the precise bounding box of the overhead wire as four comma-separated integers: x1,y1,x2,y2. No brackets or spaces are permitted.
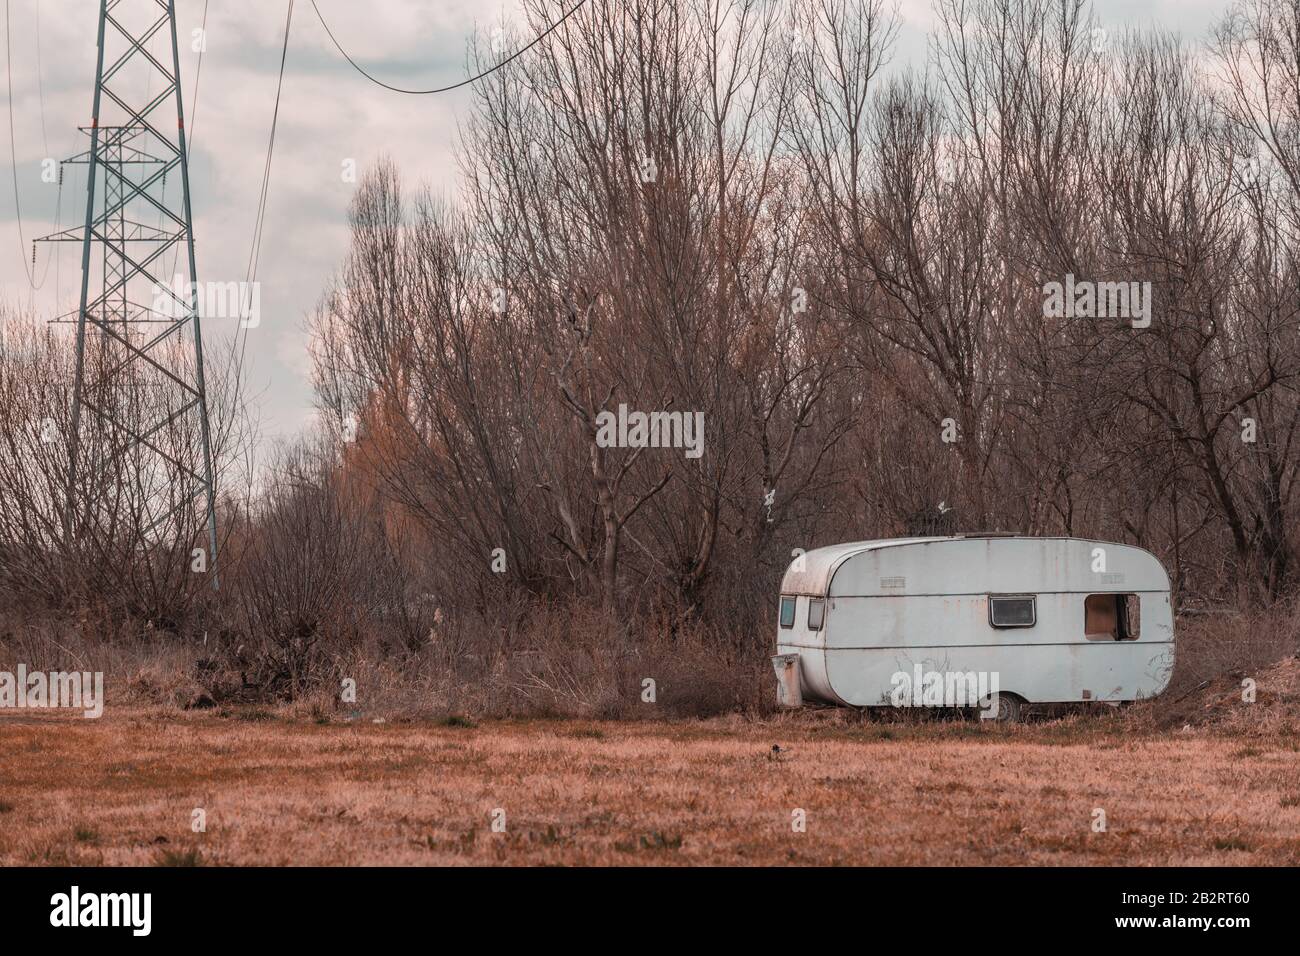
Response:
5,0,49,292
30,0,58,292
217,1,585,434
3,0,71,304
230,0,295,403
195,0,584,433
34,0,65,299
309,0,587,94
188,0,210,147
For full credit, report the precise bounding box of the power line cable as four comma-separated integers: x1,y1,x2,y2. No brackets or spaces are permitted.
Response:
309,0,587,95
33,0,46,154
243,0,294,311
4,0,64,296
30,0,58,290
5,0,42,290
229,0,294,411
189,0,210,146
224,0,584,442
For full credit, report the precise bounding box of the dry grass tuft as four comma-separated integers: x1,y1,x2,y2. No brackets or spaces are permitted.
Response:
1125,655,1300,735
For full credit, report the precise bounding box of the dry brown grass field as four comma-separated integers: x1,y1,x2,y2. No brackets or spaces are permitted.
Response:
2,659,1299,867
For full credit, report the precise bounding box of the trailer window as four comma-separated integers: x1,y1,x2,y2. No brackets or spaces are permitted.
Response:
1085,594,1140,640
989,595,1036,628
807,598,825,630
779,596,796,628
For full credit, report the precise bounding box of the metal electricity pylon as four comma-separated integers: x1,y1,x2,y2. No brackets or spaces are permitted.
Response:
38,0,219,581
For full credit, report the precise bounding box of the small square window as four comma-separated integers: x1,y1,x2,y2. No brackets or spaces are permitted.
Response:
989,595,1036,628
779,596,796,628
1086,593,1140,640
808,598,826,630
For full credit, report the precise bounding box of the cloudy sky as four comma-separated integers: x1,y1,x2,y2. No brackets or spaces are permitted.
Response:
0,0,1229,461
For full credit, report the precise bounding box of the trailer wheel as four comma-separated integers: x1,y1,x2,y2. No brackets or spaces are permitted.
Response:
983,693,1023,723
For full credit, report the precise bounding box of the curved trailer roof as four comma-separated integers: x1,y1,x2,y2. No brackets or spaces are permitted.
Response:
781,535,1170,597
782,537,949,595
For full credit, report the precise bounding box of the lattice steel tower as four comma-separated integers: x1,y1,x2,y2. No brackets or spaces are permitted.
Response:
39,0,219,579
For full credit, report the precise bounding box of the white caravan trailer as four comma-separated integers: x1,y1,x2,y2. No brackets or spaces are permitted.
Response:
772,535,1174,719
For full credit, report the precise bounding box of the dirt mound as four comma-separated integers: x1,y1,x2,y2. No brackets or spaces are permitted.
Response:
1149,655,1300,735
